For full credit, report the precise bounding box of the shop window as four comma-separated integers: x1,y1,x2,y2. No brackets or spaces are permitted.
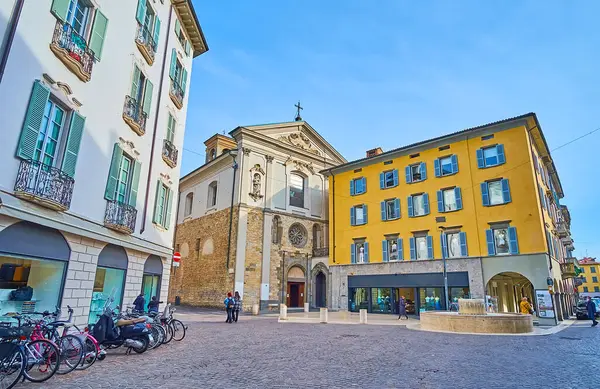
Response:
449,288,470,304
349,288,369,312
350,177,366,195
89,244,128,324
486,226,519,256
380,198,400,221
350,204,368,226
371,288,392,313
351,241,369,264
379,169,398,189
420,288,443,312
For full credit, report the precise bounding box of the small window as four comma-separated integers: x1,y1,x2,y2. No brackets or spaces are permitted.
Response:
353,168,362,173
209,148,216,161
593,277,598,283
411,194,427,217
481,134,494,141
591,267,596,273
442,188,457,212
385,199,399,220
438,145,450,151
477,144,505,168
410,153,420,159
439,156,453,176
583,287,589,292
446,232,462,258
383,160,393,165
384,171,395,188
290,173,305,208
488,181,504,205
351,205,367,226
492,227,510,255
207,181,217,208
483,147,498,166
351,177,366,195
387,238,400,261
415,236,428,260
410,164,421,181
595,286,600,292
353,242,368,264
184,192,193,216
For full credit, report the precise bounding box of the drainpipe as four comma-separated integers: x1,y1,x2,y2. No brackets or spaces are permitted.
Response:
331,173,336,263
141,4,173,233
0,0,24,85
226,152,239,269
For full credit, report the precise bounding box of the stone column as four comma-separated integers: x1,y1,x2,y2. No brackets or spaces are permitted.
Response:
239,147,251,205
234,207,249,297
264,155,274,209
260,213,273,308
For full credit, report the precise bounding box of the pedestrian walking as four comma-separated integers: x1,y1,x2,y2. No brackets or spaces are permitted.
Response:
398,295,408,320
224,292,235,323
519,297,533,315
586,296,598,327
133,293,145,313
233,291,242,322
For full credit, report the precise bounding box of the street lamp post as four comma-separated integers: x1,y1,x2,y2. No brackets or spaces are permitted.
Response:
439,226,449,311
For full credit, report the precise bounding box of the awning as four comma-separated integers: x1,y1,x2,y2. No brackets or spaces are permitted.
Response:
0,191,171,257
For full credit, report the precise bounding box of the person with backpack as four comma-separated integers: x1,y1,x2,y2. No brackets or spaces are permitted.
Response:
233,291,242,322
133,293,145,312
148,296,160,313
224,292,234,323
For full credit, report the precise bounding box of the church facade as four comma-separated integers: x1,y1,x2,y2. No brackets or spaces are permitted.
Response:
169,120,345,311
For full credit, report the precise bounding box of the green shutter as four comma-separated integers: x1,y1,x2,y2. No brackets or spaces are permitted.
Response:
152,180,161,224
153,17,161,49
89,10,109,60
61,111,86,177
130,66,141,99
104,143,123,200
165,188,173,229
169,48,177,80
167,114,175,142
50,0,70,22
16,81,51,160
175,19,181,38
128,159,142,207
181,68,188,93
143,79,153,115
136,0,147,24
185,40,191,56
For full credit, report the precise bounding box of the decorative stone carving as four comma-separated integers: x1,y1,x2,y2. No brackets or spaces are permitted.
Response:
265,155,274,163
242,147,252,155
288,223,308,248
292,160,315,175
249,164,265,201
278,132,321,155
118,137,140,157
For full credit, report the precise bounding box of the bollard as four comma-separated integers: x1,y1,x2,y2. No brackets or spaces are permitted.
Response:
359,309,368,324
279,304,288,320
252,304,259,316
320,308,328,323
304,303,310,313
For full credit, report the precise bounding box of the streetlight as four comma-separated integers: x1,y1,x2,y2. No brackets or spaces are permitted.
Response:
438,226,449,311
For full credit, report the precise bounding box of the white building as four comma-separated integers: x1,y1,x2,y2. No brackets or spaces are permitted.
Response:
0,0,207,325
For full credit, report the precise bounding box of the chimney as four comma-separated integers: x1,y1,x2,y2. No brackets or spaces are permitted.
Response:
366,147,383,158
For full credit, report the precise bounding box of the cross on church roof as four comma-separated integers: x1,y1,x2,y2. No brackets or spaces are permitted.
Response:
294,101,303,121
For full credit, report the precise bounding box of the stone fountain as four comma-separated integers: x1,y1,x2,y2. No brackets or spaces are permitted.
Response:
419,298,533,334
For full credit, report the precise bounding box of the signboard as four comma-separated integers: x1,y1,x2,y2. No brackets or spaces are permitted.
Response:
535,289,555,318
172,252,181,267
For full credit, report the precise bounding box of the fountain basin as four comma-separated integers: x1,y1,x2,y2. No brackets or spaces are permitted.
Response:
420,311,533,334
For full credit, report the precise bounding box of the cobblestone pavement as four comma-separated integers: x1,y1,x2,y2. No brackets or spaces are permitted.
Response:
15,315,600,389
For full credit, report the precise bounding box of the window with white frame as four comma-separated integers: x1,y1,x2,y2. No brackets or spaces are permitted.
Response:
66,0,92,36
388,238,399,261
289,173,305,208
493,227,509,255
488,180,504,205
207,181,217,208
351,177,366,195
351,205,367,226
442,188,457,211
385,199,399,220
412,194,427,216
446,232,461,258
415,236,428,260
439,156,453,176
354,241,367,263
410,164,421,181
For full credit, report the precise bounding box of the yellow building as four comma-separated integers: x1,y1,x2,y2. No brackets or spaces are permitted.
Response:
579,258,600,295
322,113,576,325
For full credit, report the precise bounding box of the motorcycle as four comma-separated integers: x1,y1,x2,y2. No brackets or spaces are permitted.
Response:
91,305,152,355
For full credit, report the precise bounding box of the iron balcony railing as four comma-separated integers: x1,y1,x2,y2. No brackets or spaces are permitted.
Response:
123,96,147,133
104,200,137,234
170,80,184,105
14,159,75,210
135,22,157,61
162,139,178,167
51,19,94,76
313,247,329,258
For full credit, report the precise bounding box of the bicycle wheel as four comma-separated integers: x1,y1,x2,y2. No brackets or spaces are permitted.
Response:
153,324,165,349
170,320,186,341
23,339,60,383
75,336,97,371
55,334,84,375
0,343,25,389
147,326,160,350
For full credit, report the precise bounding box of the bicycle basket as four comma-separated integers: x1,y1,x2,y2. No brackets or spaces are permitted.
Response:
0,326,33,339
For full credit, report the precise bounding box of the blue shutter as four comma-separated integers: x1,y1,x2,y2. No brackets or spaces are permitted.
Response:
459,232,468,257
351,244,356,263
409,237,416,260
350,179,355,196
497,144,506,165
382,240,389,262
394,198,400,219
539,186,545,210
136,0,147,24
363,205,368,224
397,238,404,260
364,242,369,262
61,111,85,178
407,196,414,217
476,149,485,168
361,177,367,194
437,190,444,213
379,172,385,189
153,17,161,51
427,236,434,259
350,207,356,226
533,154,538,173
481,182,490,206
486,229,495,255
434,159,441,177
420,162,427,180
508,227,519,254
455,187,463,210
451,155,458,174
440,234,448,259
380,201,387,221
392,169,399,187
169,48,177,80
501,179,511,203
423,193,430,215
405,166,412,183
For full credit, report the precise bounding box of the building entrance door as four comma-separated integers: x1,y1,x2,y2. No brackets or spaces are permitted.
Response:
287,282,304,308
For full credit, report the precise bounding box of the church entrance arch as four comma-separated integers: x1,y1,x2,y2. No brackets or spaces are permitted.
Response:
286,266,305,308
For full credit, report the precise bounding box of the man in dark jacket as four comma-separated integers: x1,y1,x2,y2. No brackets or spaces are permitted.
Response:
586,297,598,327
133,294,145,312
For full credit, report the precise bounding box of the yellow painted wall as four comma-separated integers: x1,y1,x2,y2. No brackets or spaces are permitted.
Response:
580,264,600,293
328,125,548,265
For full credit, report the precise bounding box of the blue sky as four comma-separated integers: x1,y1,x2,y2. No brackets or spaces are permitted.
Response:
184,0,599,258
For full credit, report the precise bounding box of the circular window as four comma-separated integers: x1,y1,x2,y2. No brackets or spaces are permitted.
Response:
288,223,308,248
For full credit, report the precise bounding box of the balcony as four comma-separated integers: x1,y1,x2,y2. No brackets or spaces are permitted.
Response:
14,159,74,211
561,258,578,279
561,234,574,247
135,23,157,65
162,139,178,168
312,247,329,258
169,80,184,109
557,221,568,238
122,96,147,136
49,20,94,82
104,200,137,234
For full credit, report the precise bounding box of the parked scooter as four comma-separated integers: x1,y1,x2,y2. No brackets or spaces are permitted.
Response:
91,303,152,355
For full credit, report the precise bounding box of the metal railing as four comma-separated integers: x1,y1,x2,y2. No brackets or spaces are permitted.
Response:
14,159,74,210
312,247,329,257
51,19,94,75
123,96,147,132
135,22,157,61
162,139,178,167
104,200,137,234
170,80,184,105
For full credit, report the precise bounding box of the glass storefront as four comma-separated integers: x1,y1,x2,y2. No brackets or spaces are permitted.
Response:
0,256,66,316
371,288,392,313
88,267,125,324
142,274,160,311
349,287,369,312
450,287,470,303
419,288,443,312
